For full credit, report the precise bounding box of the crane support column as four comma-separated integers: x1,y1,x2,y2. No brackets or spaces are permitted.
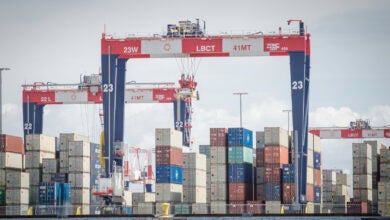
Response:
22,102,44,139
173,99,191,147
102,53,127,175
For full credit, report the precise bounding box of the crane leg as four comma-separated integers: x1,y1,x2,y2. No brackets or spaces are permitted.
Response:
22,102,44,143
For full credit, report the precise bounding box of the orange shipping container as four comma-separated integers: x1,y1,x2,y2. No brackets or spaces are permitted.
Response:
229,183,254,202
0,134,24,155
256,148,264,167
264,163,282,183
314,169,322,186
282,183,295,203
155,146,183,166
228,201,245,214
246,201,264,214
306,184,314,203
264,146,288,164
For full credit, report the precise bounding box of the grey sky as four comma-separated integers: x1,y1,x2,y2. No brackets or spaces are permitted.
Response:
1,0,390,174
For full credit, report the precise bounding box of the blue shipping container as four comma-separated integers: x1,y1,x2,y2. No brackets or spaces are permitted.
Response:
228,163,253,183
90,143,100,158
228,128,253,147
156,165,183,184
314,152,321,170
314,186,321,203
265,183,281,201
282,164,295,183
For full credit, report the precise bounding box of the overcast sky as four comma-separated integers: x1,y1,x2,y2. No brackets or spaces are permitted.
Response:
1,0,390,173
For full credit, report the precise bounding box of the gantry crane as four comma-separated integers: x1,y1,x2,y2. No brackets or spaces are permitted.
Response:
100,19,311,204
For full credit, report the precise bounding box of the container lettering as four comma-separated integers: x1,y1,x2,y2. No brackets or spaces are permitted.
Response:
233,44,251,51
196,45,215,52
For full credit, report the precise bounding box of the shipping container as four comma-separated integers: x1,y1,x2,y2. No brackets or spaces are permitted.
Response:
265,201,281,214
191,203,208,214
323,169,338,184
182,168,206,187
353,174,373,189
265,163,282,183
210,128,228,147
0,152,23,169
155,183,182,202
68,173,90,188
228,182,254,201
353,143,372,159
256,167,265,184
313,169,321,186
71,188,90,204
265,183,281,201
183,153,206,170
68,141,90,157
210,164,226,183
68,157,90,173
347,201,368,214
59,133,89,151
174,203,191,214
307,167,314,185
228,201,245,214
6,171,29,189
199,145,211,158
134,202,155,215
256,184,265,201
313,152,321,170
353,188,373,202
255,148,264,167
156,165,182,184
210,146,227,164
307,148,314,168
255,131,265,149
228,127,253,147
183,186,207,203
314,186,321,203
155,146,183,166
228,163,253,183
282,164,295,183
353,158,373,175
6,188,29,204
313,135,321,153
42,158,58,174
0,134,24,155
0,188,5,205
132,192,155,204
282,183,295,203
155,128,183,148
264,127,289,147
264,146,289,164
210,183,227,201
335,184,350,197
307,133,314,150
228,146,253,164
25,151,55,168
210,201,227,214
380,163,390,181
246,200,264,214
306,184,314,203
26,134,55,153
336,172,350,186
380,148,390,163
4,205,29,216
29,186,39,205
25,168,41,186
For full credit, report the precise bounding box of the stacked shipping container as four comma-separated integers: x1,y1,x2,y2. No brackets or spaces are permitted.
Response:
199,144,211,204
363,140,381,213
378,147,390,216
333,171,351,214
90,143,102,214
210,128,228,214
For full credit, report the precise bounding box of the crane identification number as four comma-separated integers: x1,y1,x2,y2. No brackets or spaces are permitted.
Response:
103,84,114,92
175,121,184,128
24,123,32,130
291,81,303,90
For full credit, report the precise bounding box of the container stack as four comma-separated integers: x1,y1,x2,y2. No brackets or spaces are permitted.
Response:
351,143,373,214
378,147,390,216
306,133,315,204
0,134,27,215
25,134,56,206
155,128,183,210
182,153,207,214
322,169,338,213
282,164,295,204
132,192,156,215
310,134,322,213
68,140,91,215
363,140,381,213
90,143,102,214
263,127,289,214
333,171,351,214
199,144,211,204
37,182,71,215
209,128,228,214
59,133,88,174
227,127,253,214
255,131,265,212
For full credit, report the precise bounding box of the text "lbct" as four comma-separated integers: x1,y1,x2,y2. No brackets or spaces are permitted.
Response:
196,45,215,52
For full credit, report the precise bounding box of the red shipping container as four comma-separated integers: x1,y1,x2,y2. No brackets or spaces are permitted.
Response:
256,184,265,201
256,148,264,167
347,201,368,214
282,183,295,203
313,169,322,186
155,146,183,166
228,201,245,214
264,163,282,183
246,201,264,214
264,146,289,164
229,183,254,202
306,184,314,202
0,134,24,155
210,128,228,146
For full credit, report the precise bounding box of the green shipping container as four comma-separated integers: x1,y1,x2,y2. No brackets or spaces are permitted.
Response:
174,204,191,214
228,146,253,164
199,145,211,158
0,188,5,205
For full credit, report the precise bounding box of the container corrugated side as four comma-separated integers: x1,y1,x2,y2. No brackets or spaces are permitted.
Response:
25,168,41,186
313,134,321,152
174,203,191,214
228,163,253,183
155,146,183,166
191,203,208,214
42,158,58,173
155,128,182,148
5,205,29,216
353,174,373,189
26,134,56,153
227,127,253,147
68,141,90,157
228,146,253,164
156,165,182,184
353,188,372,202
155,183,182,202
336,172,350,186
68,157,90,173
6,188,29,204
264,127,289,147
182,168,206,187
25,151,55,168
228,182,254,201
210,183,227,201
265,183,281,201
6,171,29,189
71,188,90,204
183,153,206,170
68,173,90,188
210,201,227,214
59,133,89,151
210,128,228,147
0,134,24,155
353,158,372,175
210,146,226,164
182,186,206,203
265,201,281,214
0,152,23,169
255,131,265,149
132,192,156,204
199,145,211,158
134,202,155,215
210,164,227,183
353,143,372,159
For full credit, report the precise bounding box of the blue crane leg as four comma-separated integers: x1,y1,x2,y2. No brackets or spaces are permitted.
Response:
173,99,189,147
22,102,44,147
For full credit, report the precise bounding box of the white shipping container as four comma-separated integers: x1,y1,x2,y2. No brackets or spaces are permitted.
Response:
59,151,68,168
155,183,182,202
264,127,289,147
313,135,321,153
6,171,29,189
307,148,314,168
265,201,281,214
210,201,227,214
71,188,90,204
364,140,381,155
132,192,156,204
183,168,207,187
60,133,89,151
211,183,227,201
308,133,314,150
134,202,155,215
353,158,372,175
68,173,90,188
183,186,207,203
210,147,226,164
378,203,389,217
6,188,29,205
210,164,227,183
307,167,314,185
322,170,337,184
123,190,132,206
333,195,350,205
353,143,372,159
25,168,41,186
6,205,29,216
322,191,333,202
155,128,182,148
25,151,55,168
322,181,333,193
378,181,390,201
25,134,56,153
380,148,390,163
353,174,373,189
68,141,90,157
335,185,350,197
183,153,206,171
380,164,390,180
0,152,23,170
256,131,265,149
42,158,58,173
192,203,208,214
29,186,39,205
336,173,350,186
68,157,90,173
42,173,51,183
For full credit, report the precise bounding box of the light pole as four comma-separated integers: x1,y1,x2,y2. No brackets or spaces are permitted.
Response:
0,67,10,135
233,92,248,127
